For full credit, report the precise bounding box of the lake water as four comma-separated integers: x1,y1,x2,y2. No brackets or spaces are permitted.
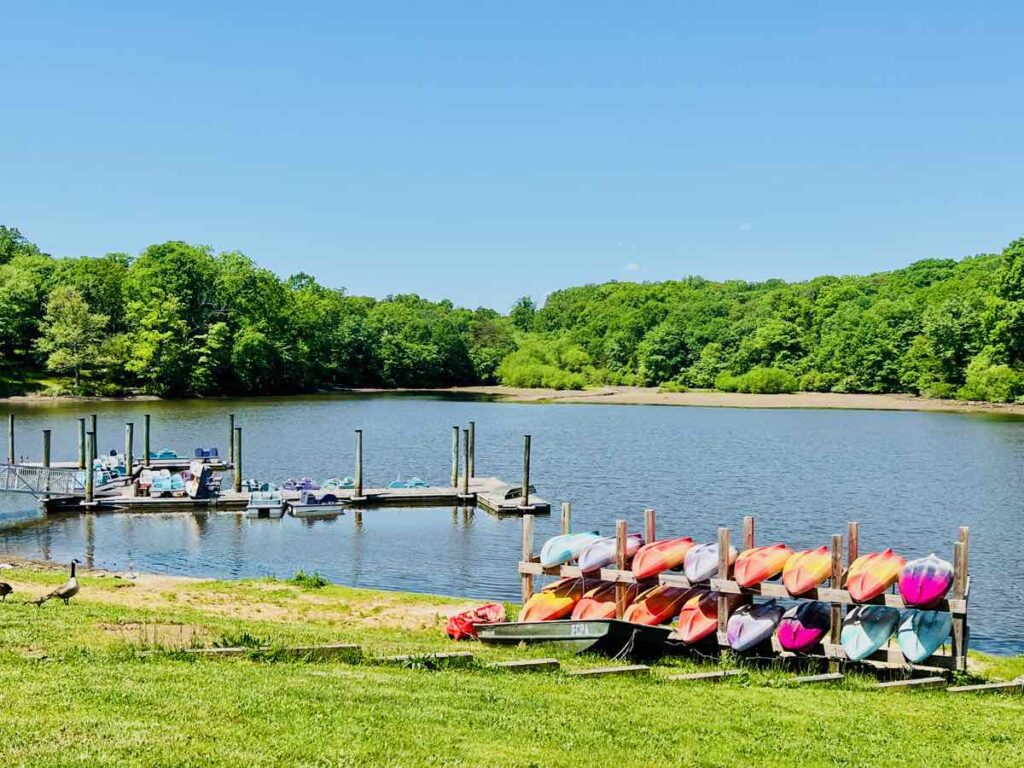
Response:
2,394,1022,654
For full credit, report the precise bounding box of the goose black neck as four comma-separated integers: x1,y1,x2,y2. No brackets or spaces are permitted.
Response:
70,561,76,578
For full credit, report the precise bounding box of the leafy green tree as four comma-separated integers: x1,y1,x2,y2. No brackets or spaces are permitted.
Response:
35,286,109,392
509,297,537,332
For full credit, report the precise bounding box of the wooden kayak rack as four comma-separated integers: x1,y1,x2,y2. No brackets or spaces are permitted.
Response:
518,507,970,673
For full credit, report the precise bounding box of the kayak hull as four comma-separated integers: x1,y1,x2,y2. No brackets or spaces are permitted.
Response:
783,547,832,595
898,554,954,608
841,605,900,661
631,537,695,580
684,542,738,583
734,544,794,588
727,601,784,652
571,582,639,620
477,620,671,659
675,591,719,644
539,532,602,568
521,578,583,622
777,601,831,653
847,549,906,602
898,610,953,663
578,534,643,573
623,585,699,626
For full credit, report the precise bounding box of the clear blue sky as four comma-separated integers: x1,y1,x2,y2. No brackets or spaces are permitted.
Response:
3,2,1023,309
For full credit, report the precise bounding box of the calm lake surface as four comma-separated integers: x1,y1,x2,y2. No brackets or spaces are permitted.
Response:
2,394,1022,653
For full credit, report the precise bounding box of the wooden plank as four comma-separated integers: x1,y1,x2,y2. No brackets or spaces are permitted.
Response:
947,679,1024,695
878,676,947,690
794,673,844,685
659,572,694,589
666,669,744,682
599,568,638,584
568,664,649,678
559,565,584,578
821,643,958,671
184,647,251,658
277,643,361,660
488,658,560,672
709,578,744,595
380,651,474,664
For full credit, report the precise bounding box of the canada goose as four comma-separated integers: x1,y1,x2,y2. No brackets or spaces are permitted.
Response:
35,559,81,606
0,582,12,602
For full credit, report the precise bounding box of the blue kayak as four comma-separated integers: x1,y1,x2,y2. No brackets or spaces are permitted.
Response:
897,610,952,663
539,532,602,568
841,605,900,661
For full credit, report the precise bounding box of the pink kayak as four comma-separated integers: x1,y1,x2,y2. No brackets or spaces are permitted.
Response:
898,553,954,608
777,601,831,653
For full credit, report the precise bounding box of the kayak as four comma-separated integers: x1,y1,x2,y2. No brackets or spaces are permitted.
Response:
571,581,639,620
578,534,643,573
734,543,794,587
675,591,720,644
520,578,584,622
623,585,699,626
897,610,952,663
783,546,832,595
539,531,602,568
683,542,738,583
631,537,695,580
898,554,954,608
847,549,906,602
445,603,507,640
727,601,784,652
841,605,900,661
777,601,831,653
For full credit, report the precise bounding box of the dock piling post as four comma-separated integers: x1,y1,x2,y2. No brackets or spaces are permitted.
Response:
561,501,572,535
462,428,470,498
828,533,844,673
521,434,531,508
716,527,732,644
644,508,656,543
125,422,134,477
42,430,51,468
743,516,755,550
451,426,459,487
6,413,13,464
521,514,534,605
143,414,151,466
228,413,235,466
233,427,242,493
847,521,859,564
84,431,95,504
952,528,970,672
77,418,86,469
90,414,97,452
468,421,476,478
615,520,629,618
354,429,363,498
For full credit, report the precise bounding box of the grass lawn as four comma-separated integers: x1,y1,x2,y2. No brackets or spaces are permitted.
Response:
0,562,1022,767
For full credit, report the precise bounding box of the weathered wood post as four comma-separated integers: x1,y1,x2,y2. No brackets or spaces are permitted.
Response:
90,414,97,452
644,508,656,543
952,527,970,672
743,515,755,550
521,514,534,605
829,533,844,672
143,414,151,466
450,426,459,487
716,527,732,644
561,501,572,535
77,418,86,469
847,521,859,564
84,431,95,504
462,428,470,498
615,520,629,618
42,429,51,496
6,413,14,464
354,429,363,498
233,427,243,493
468,420,476,478
521,434,531,508
228,413,235,466
124,422,134,477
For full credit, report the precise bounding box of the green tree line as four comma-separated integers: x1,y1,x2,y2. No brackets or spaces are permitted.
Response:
3,224,1024,402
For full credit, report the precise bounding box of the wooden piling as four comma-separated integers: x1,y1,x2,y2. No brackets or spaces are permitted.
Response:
743,516,755,550
6,413,13,463
716,527,731,643
829,533,843,673
952,535,969,672
468,421,476,478
90,414,97,451
354,429,363,498
847,521,859,564
228,413,235,466
521,514,535,605
644,508,656,543
615,520,629,619
233,427,243,493
125,422,134,476
42,430,51,468
521,434,531,508
85,431,95,503
561,501,572,535
77,418,86,469
143,414,151,466
462,428,470,498
451,426,459,487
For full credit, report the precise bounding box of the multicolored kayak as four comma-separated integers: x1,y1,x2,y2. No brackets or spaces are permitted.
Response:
734,543,794,587
520,578,584,622
897,610,952,663
571,581,639,620
683,542,738,583
727,601,784,652
539,531,602,568
783,546,832,595
898,554,954,608
841,605,900,661
675,591,720,644
631,537,695,580
578,534,643,573
777,601,831,653
846,549,906,602
623,585,699,626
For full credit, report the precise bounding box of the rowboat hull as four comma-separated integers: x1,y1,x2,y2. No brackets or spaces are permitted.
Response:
477,619,671,659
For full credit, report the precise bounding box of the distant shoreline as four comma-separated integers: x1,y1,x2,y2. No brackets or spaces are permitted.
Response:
3,385,1024,416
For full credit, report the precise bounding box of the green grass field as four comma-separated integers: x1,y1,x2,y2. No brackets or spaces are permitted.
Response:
0,564,1022,767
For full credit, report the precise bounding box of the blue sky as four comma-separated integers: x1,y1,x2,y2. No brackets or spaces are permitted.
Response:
3,2,1023,309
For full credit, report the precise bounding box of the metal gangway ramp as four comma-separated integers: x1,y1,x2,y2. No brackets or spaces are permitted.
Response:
0,464,84,497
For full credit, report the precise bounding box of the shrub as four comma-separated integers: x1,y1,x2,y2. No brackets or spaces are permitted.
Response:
658,380,688,393
799,370,839,392
957,355,1024,402
715,367,797,394
289,570,329,589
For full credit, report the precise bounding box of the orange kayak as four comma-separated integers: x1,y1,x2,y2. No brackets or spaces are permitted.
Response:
570,581,639,620
675,591,719,644
847,549,906,602
734,543,794,587
631,537,695,580
521,578,584,622
783,546,832,595
623,585,698,625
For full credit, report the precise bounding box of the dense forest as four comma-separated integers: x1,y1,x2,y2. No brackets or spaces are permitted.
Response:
2,225,1024,402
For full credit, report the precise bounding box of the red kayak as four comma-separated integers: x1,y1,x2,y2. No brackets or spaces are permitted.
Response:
734,543,794,587
571,581,639,620
520,578,584,622
631,537,695,580
624,585,700,626
675,591,720,644
446,603,507,640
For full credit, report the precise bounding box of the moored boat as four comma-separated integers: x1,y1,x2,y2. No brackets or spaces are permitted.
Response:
289,490,346,518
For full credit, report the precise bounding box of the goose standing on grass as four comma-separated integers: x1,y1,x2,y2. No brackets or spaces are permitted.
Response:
0,582,11,602
35,559,81,606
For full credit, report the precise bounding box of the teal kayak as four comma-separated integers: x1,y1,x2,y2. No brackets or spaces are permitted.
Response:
897,610,952,663
539,532,602,568
841,605,900,662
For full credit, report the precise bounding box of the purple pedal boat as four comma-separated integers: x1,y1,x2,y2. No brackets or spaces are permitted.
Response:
898,554,954,608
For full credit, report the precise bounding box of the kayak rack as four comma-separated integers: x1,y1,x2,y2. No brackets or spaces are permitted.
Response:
518,509,970,674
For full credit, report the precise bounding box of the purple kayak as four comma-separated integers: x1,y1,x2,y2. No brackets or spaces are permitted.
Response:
578,534,643,573
727,600,784,652
898,554,954,608
777,601,831,653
